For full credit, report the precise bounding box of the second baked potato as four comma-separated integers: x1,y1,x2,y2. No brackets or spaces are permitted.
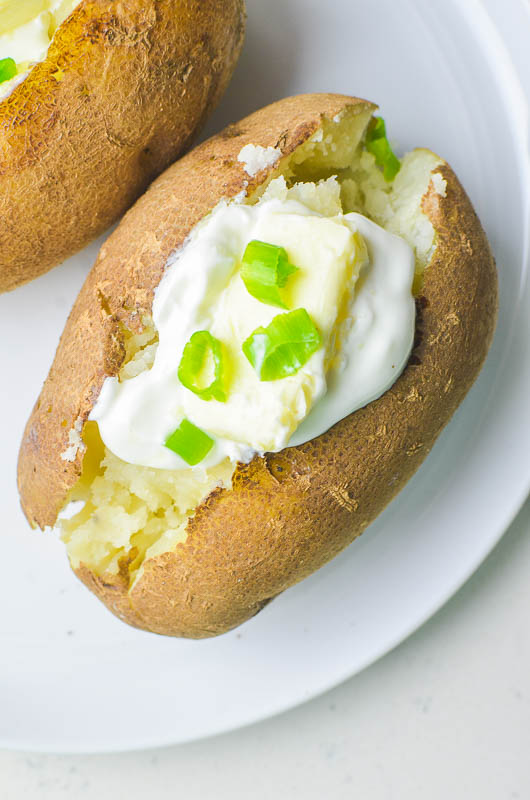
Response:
0,0,245,291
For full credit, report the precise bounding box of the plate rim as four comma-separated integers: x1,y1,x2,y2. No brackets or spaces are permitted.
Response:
2,0,530,754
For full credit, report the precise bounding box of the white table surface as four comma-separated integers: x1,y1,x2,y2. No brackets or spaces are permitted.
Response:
2,495,528,799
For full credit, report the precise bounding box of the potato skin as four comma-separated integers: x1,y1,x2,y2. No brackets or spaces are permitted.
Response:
18,94,498,638
0,0,245,292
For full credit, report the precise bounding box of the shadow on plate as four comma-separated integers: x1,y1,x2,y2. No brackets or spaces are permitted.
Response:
200,0,300,140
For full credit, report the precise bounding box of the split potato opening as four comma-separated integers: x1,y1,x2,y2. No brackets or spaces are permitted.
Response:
60,106,444,588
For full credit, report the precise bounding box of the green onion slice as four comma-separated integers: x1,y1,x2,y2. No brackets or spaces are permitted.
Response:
365,116,401,182
240,240,298,309
164,419,214,465
242,308,322,381
0,57,16,85
178,330,227,402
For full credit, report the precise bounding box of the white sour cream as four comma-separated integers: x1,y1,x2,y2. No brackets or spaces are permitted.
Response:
0,12,51,66
91,192,415,470
290,214,415,446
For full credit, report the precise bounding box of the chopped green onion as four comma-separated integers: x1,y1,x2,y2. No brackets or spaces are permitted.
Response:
367,116,387,142
240,240,298,309
164,419,214,465
0,57,16,85
242,308,322,381
178,330,227,402
365,116,401,181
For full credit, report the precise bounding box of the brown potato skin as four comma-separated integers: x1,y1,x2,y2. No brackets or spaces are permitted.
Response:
18,94,498,638
0,0,246,292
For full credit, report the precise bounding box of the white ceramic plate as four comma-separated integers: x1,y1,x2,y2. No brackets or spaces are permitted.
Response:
1,0,529,753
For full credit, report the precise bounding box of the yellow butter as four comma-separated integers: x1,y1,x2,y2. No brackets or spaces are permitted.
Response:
0,0,78,76
181,213,362,450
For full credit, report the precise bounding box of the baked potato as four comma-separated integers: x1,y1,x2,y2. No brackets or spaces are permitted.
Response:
18,94,498,638
0,0,245,292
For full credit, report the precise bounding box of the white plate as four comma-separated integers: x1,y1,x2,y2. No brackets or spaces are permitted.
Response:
1,0,529,753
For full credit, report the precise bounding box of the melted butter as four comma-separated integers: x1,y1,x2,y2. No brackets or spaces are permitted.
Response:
0,0,79,99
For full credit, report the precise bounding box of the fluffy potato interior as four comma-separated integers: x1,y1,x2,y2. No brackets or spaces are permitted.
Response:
60,109,443,584
63,420,235,579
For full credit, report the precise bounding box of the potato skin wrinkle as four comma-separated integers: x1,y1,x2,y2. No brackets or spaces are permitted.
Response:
17,94,498,638
0,0,246,292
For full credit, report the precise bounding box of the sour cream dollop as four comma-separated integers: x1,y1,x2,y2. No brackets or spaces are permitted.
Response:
91,186,416,470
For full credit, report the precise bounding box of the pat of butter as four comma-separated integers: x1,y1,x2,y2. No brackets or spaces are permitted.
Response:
181,213,362,450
